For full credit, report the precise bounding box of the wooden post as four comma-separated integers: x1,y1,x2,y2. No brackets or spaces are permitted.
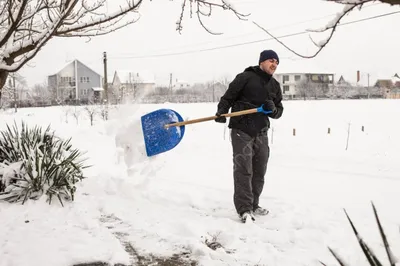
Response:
103,51,108,120
328,127,331,134
345,123,351,150
271,127,274,144
293,128,296,136
361,125,364,132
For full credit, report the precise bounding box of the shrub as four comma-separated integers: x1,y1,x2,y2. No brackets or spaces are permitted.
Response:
0,121,90,206
322,202,398,266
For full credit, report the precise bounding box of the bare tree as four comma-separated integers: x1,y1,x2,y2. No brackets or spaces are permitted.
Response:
70,106,80,124
84,104,99,126
0,72,27,110
62,105,72,123
0,78,13,109
253,0,399,58
0,0,248,96
31,82,52,105
218,75,231,89
296,80,314,100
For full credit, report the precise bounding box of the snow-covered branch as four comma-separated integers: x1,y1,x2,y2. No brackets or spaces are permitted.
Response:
0,0,250,94
175,0,250,35
0,0,143,91
305,0,373,51
253,0,399,59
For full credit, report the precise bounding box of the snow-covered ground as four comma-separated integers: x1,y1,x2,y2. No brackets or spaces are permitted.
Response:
1,99,400,266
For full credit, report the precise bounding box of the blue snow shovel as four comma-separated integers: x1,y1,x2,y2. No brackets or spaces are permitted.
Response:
141,105,272,157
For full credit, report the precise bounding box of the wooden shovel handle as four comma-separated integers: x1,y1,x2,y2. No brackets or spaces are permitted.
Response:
164,108,259,129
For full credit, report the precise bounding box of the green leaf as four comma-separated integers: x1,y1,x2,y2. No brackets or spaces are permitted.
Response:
0,121,90,205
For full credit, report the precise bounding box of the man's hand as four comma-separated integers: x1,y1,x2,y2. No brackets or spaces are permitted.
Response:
262,100,276,113
214,110,227,123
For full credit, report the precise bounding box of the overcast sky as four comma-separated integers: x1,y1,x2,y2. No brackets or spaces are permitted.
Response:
18,0,400,87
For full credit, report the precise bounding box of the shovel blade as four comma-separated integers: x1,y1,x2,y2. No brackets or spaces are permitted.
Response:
141,108,185,157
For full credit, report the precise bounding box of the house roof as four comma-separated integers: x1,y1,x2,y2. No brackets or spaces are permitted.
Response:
392,73,400,84
112,70,155,84
337,75,350,85
48,59,102,77
375,79,394,88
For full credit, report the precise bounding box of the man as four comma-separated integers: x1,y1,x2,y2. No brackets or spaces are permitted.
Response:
215,49,284,223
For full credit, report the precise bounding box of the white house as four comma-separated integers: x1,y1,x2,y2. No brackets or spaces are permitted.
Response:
172,79,191,91
47,59,103,103
110,70,156,102
274,72,335,98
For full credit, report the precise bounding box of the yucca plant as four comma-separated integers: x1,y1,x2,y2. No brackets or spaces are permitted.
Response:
0,121,90,206
321,202,398,266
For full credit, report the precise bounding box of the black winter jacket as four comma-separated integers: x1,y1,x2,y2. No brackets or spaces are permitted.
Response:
216,66,284,137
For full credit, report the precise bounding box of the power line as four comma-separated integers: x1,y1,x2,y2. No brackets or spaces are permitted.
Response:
112,2,382,57
109,10,400,60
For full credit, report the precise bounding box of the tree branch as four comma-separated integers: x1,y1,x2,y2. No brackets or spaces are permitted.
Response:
56,0,142,36
175,0,250,34
0,0,252,94
253,0,398,59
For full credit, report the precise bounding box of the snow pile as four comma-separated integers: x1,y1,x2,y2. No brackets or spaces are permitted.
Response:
0,100,400,266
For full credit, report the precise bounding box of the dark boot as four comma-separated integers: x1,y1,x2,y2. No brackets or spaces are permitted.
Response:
239,210,255,223
253,206,269,216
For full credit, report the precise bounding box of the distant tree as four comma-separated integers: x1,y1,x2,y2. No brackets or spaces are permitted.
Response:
0,79,12,109
0,0,247,96
154,86,170,96
31,82,53,105
84,104,99,126
0,72,26,110
335,84,354,99
218,75,232,90
296,80,314,100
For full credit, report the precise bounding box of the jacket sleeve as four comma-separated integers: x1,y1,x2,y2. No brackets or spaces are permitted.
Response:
269,82,284,119
216,73,247,114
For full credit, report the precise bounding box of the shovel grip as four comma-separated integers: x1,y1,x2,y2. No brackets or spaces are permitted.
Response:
164,108,261,129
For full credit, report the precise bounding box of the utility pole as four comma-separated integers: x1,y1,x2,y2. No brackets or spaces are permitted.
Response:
169,73,172,101
103,52,108,103
212,81,215,102
169,73,172,92
103,51,108,119
358,70,371,99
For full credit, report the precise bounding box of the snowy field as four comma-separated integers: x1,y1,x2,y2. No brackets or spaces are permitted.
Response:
1,99,400,266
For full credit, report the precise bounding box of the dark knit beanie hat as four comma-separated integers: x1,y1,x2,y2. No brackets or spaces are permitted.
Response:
259,50,279,64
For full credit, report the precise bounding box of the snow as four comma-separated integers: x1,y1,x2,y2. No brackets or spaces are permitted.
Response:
222,0,237,10
1,99,400,266
306,3,356,33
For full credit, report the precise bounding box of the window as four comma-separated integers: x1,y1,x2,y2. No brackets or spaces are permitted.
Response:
283,75,289,83
283,85,290,93
80,77,90,83
295,75,301,81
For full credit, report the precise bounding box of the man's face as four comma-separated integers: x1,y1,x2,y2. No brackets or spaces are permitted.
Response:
260,58,279,75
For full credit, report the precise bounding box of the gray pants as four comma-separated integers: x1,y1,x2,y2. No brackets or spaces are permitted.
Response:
230,127,270,215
